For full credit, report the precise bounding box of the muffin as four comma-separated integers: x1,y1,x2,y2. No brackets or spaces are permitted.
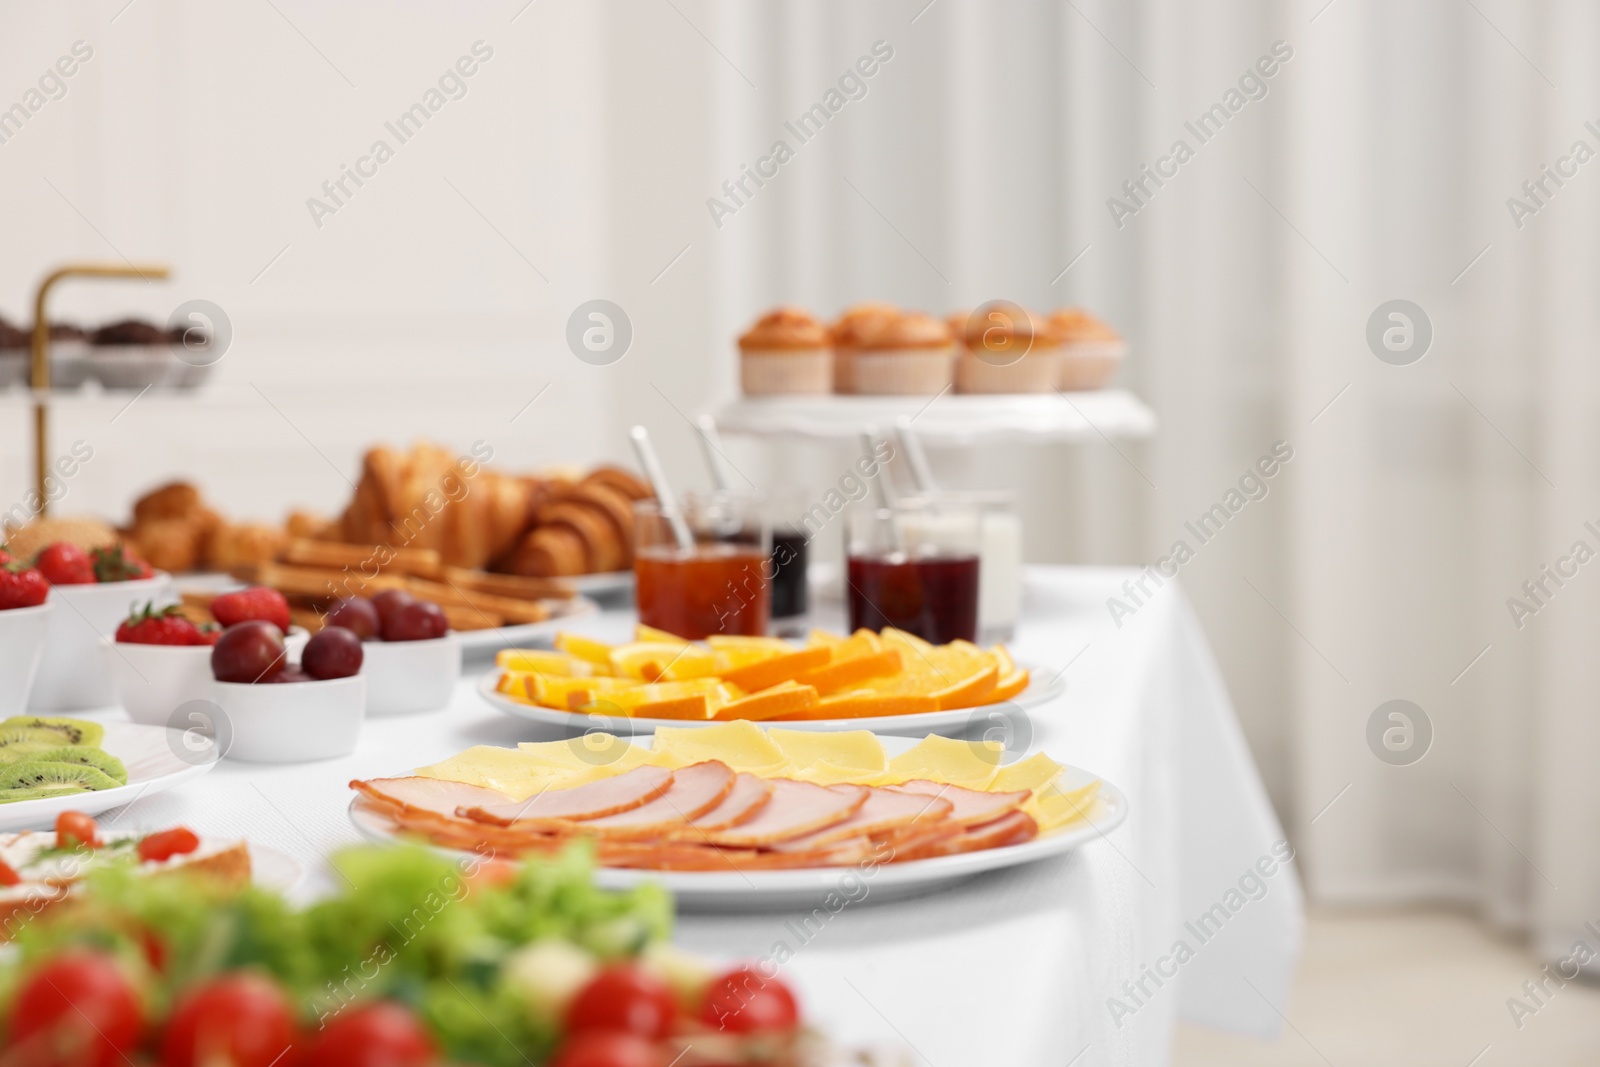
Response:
1051,308,1126,390
953,305,1061,394
738,307,832,395
841,309,955,395
829,303,901,394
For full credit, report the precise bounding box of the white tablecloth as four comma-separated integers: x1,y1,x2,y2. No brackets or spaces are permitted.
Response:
110,566,1302,1067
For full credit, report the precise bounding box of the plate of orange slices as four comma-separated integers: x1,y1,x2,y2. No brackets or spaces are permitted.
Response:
475,625,1063,735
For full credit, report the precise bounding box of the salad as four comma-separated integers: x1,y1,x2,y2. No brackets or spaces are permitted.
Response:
0,842,826,1066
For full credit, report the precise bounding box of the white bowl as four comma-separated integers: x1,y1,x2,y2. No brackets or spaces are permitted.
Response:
102,637,214,727
31,575,172,711
209,674,364,763
360,632,461,716
0,604,53,714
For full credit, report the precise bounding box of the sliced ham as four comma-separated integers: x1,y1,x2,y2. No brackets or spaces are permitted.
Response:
561,762,736,840
596,841,867,872
939,809,1039,854
774,787,954,851
352,777,516,824
459,765,675,827
685,772,773,832
699,780,869,847
886,779,1030,828
877,818,966,863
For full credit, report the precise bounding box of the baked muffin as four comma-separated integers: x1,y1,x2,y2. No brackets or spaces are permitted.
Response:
954,305,1061,394
829,303,900,394
846,310,955,395
738,307,832,395
1050,308,1126,390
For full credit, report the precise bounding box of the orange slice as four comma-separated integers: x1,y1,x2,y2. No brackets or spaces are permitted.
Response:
712,682,820,722
880,628,936,657
496,649,591,677
555,631,614,665
932,663,999,709
530,675,639,709
797,648,904,695
628,694,713,721
496,670,538,703
780,691,938,720
834,629,884,659
635,623,694,645
610,642,719,682
806,629,845,648
721,645,832,693
985,668,1031,704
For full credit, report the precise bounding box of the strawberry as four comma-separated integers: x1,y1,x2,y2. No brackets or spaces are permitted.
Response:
210,586,291,632
91,543,154,582
116,602,211,645
33,542,95,585
0,564,49,610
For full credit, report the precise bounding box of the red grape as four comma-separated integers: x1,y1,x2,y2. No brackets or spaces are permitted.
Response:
383,600,448,642
211,621,287,683
370,589,415,626
302,627,364,680
324,597,380,640
264,667,311,684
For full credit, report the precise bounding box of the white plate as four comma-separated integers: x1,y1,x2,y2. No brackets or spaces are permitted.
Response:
569,571,634,598
248,842,305,891
0,721,218,832
347,735,1125,911
474,666,1063,737
455,597,601,653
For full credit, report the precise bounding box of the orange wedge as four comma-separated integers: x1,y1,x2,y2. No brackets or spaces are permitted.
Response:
932,663,999,709
529,674,639,709
880,628,936,657
555,631,614,665
635,623,694,645
721,645,832,693
604,679,727,720
496,670,538,703
834,628,884,659
806,629,844,648
798,648,904,695
629,694,714,721
986,667,1031,704
712,681,820,722
610,642,719,682
496,649,591,676
779,691,938,720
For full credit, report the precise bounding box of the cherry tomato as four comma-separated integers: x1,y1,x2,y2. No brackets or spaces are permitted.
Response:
56,810,100,849
7,952,142,1067
0,858,19,886
548,1031,662,1067
160,972,297,1067
299,1001,435,1067
565,965,677,1040
137,826,201,863
698,966,799,1034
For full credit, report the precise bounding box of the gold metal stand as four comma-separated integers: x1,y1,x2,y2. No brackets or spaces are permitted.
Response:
30,262,171,516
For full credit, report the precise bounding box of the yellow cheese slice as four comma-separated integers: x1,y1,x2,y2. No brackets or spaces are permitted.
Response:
882,735,1005,787
1027,779,1102,834
649,720,791,775
988,752,1065,794
765,729,887,775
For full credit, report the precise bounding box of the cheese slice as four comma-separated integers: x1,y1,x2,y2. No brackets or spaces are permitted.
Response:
882,735,1004,788
649,721,791,776
765,729,887,776
988,752,1065,794
1027,779,1102,834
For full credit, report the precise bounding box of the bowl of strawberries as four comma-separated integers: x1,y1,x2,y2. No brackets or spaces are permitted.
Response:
0,550,53,715
103,602,221,726
26,541,169,712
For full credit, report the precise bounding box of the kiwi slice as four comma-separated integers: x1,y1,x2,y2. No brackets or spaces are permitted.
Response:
29,747,126,786
0,785,92,805
0,716,103,749
0,761,120,793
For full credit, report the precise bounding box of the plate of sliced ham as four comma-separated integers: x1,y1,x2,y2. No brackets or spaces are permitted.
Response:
346,735,1126,909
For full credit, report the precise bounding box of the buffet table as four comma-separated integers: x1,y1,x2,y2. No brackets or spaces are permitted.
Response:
101,566,1301,1067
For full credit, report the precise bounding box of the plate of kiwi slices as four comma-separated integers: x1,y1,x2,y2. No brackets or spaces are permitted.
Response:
0,716,218,831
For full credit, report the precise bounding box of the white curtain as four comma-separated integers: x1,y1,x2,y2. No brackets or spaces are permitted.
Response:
689,0,1600,960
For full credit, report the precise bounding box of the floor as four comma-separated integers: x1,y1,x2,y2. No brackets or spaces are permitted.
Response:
1174,908,1600,1067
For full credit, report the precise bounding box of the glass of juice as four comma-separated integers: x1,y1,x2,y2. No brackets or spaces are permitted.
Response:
634,492,770,639
846,498,981,644
904,490,1021,643
766,490,812,634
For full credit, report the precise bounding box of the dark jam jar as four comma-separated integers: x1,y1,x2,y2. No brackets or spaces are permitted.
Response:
769,527,809,622
846,551,979,644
